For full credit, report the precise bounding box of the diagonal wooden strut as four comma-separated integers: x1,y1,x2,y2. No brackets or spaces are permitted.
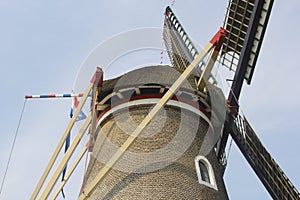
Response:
197,49,220,91
30,85,92,200
51,144,89,200
79,28,226,200
30,67,103,200
39,114,92,199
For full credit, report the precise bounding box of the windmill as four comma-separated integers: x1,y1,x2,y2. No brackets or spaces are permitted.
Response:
27,0,300,199
163,1,300,199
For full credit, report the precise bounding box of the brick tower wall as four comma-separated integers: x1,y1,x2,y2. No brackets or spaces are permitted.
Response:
82,66,229,200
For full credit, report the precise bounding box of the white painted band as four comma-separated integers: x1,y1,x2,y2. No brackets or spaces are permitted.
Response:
97,98,211,128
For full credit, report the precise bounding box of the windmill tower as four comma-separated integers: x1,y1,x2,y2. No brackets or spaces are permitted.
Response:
29,1,300,200
80,64,229,199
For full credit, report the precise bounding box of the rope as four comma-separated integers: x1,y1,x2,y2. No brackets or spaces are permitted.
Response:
0,99,27,195
214,52,223,78
216,56,237,101
160,51,164,64
226,137,233,164
225,79,240,108
216,55,240,108
160,26,165,64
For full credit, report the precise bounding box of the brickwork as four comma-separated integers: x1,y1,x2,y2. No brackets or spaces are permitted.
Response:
81,66,228,199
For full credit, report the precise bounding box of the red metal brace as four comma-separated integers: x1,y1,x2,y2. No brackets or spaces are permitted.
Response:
210,27,226,51
90,67,103,88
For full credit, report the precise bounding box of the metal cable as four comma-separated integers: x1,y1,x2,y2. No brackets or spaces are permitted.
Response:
0,99,27,196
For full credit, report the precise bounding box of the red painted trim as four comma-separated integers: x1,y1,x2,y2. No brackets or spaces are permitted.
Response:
90,67,103,87
210,28,226,51
97,106,111,122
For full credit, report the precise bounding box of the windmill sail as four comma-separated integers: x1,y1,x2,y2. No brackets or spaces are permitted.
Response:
220,0,274,84
216,1,300,199
163,6,217,85
227,114,300,199
218,0,275,172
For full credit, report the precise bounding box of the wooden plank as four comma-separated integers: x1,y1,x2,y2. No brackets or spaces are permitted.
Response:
30,83,93,200
39,114,92,199
50,145,88,200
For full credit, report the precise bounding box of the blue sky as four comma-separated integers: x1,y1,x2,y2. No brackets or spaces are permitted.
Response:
0,1,299,199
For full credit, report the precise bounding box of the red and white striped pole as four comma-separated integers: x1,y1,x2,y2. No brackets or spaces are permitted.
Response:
25,93,83,99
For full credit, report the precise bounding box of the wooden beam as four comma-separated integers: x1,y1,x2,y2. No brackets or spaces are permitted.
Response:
31,67,102,200
50,145,88,200
30,83,93,200
38,114,92,199
197,49,220,91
